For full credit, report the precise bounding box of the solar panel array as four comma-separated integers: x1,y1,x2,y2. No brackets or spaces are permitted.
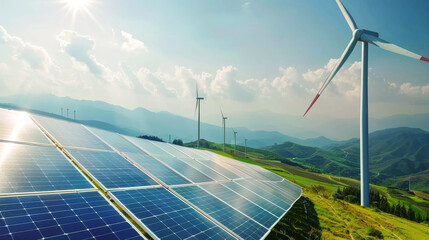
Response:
0,108,302,239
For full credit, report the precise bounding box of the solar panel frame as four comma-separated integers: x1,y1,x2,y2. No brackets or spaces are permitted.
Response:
109,187,235,240
0,142,95,195
65,148,159,191
0,191,146,240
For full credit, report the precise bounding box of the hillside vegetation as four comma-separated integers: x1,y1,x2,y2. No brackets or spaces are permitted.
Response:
263,127,429,192
204,149,429,239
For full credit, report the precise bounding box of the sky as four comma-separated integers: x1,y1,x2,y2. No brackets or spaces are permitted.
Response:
0,0,428,136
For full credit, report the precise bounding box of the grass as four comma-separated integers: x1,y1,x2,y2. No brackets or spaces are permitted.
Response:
204,148,429,239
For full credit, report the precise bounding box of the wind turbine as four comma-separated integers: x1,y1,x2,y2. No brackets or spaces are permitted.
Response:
232,128,238,154
195,85,204,148
244,138,247,158
221,109,228,151
303,0,428,207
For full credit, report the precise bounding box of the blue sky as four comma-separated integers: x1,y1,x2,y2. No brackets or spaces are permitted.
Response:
0,0,428,136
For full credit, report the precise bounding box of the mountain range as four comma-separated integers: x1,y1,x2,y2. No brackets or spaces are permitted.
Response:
1,94,428,149
264,127,429,192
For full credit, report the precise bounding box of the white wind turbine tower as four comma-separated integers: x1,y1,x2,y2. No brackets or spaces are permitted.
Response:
304,0,428,207
195,85,204,148
221,109,228,151
232,128,238,154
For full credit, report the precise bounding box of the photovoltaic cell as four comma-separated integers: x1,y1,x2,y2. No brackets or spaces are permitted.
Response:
173,185,268,240
124,152,190,186
111,188,233,240
125,136,172,156
32,115,111,150
236,180,291,211
156,156,214,183
200,183,278,228
88,127,143,153
271,180,302,200
149,141,189,158
0,142,93,194
177,158,227,181
221,181,285,218
170,145,209,159
248,180,298,205
197,160,240,180
0,191,144,240
67,149,158,189
0,109,51,145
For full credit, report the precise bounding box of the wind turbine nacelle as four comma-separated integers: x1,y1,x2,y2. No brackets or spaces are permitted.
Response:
354,29,379,41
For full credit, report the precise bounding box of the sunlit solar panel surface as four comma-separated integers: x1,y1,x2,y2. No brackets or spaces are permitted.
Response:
0,108,302,239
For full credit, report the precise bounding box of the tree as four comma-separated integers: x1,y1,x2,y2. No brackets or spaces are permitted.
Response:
172,139,183,146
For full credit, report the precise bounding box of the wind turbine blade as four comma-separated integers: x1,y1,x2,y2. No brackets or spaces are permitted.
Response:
196,84,199,98
220,108,224,118
336,0,358,31
303,37,357,116
361,33,429,62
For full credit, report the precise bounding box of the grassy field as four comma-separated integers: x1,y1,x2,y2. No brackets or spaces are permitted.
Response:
203,148,429,239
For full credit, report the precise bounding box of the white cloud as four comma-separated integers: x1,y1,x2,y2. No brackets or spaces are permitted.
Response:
121,30,148,52
302,58,337,82
271,67,299,95
399,82,429,96
57,30,108,76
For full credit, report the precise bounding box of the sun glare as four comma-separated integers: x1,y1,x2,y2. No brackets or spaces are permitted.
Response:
66,0,90,11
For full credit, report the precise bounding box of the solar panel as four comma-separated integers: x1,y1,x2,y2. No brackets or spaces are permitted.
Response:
110,188,233,240
177,158,228,181
125,137,172,157
247,180,299,205
0,142,93,194
124,152,190,186
149,141,190,158
197,160,240,180
0,109,51,145
66,149,158,190
173,185,268,240
170,145,209,159
236,180,291,210
200,183,278,228
271,180,302,199
0,191,144,239
88,127,143,153
32,115,112,150
156,156,214,183
221,181,285,218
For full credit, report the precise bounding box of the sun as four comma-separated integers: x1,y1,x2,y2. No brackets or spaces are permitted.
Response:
65,0,90,11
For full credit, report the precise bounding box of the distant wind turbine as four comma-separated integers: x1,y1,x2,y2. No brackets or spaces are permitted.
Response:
303,0,428,207
221,109,228,151
195,85,204,148
232,128,238,154
244,138,247,158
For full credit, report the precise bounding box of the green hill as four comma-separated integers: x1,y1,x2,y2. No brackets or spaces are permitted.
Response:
264,127,429,192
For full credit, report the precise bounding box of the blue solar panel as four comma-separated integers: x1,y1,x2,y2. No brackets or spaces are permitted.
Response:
173,185,268,240
125,137,172,156
0,109,51,145
67,149,158,189
248,180,298,205
0,191,144,240
88,127,143,153
222,181,286,218
200,183,278,228
149,141,190,158
0,142,93,194
32,115,111,150
236,180,291,210
197,160,240,180
177,158,227,181
170,145,208,159
111,188,233,240
156,156,214,183
124,152,190,186
271,180,302,199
